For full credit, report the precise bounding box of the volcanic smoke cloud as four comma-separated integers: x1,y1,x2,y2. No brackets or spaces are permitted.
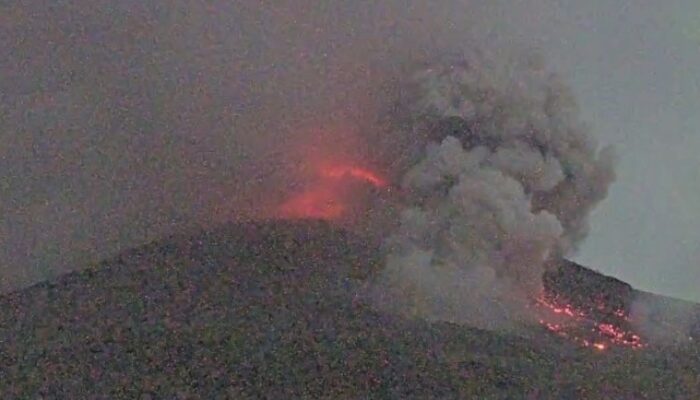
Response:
370,49,617,330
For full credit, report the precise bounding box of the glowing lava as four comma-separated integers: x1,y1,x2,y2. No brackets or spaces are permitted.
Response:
536,293,646,351
278,164,387,220
278,186,347,220
320,166,387,187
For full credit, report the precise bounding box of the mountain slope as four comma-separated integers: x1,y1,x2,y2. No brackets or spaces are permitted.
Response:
1,220,698,399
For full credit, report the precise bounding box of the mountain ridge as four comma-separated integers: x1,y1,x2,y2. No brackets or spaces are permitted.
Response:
1,220,698,398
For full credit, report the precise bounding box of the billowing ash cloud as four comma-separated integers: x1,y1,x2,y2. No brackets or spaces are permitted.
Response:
369,49,616,329
1,1,617,313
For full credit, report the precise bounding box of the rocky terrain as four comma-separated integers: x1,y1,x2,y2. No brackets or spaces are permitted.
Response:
1,220,698,399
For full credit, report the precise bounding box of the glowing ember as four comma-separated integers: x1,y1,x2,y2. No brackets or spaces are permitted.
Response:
320,166,388,187
278,164,387,220
593,343,607,351
535,293,646,351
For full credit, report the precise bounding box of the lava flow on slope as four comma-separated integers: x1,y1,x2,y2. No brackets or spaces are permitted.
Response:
537,260,646,351
535,292,645,351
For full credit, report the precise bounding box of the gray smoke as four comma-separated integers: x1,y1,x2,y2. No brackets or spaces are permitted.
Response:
2,0,615,309
2,0,495,292
630,293,700,345
369,50,616,329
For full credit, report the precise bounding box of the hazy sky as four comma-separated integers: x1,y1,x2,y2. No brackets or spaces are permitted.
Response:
1,1,698,301
508,1,700,302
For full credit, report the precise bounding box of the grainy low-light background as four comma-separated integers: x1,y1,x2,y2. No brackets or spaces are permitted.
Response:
1,0,698,301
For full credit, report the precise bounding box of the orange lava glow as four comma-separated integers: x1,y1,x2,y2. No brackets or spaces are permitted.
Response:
536,293,646,351
277,164,387,221
320,166,388,187
278,186,347,220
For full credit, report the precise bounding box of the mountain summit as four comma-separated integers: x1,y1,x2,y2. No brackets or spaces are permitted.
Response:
1,220,698,398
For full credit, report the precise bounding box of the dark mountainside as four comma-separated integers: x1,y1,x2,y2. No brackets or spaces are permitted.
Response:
1,220,699,399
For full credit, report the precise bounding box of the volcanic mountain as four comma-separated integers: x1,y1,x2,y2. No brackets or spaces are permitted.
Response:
1,220,698,399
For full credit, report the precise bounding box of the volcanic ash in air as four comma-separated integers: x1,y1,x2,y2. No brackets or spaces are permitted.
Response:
368,50,617,331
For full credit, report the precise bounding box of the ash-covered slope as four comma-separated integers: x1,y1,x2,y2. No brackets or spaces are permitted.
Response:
544,259,700,344
544,259,634,320
1,220,698,399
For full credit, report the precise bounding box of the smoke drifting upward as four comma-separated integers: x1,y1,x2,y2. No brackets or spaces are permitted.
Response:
1,0,616,304
368,50,616,330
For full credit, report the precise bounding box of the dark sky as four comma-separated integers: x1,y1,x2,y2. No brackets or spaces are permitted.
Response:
1,1,698,301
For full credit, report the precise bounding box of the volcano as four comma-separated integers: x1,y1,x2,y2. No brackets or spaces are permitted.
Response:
1,220,698,399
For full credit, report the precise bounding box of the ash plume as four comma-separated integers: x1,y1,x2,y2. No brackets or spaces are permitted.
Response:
2,0,616,323
368,50,616,330
1,0,495,291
